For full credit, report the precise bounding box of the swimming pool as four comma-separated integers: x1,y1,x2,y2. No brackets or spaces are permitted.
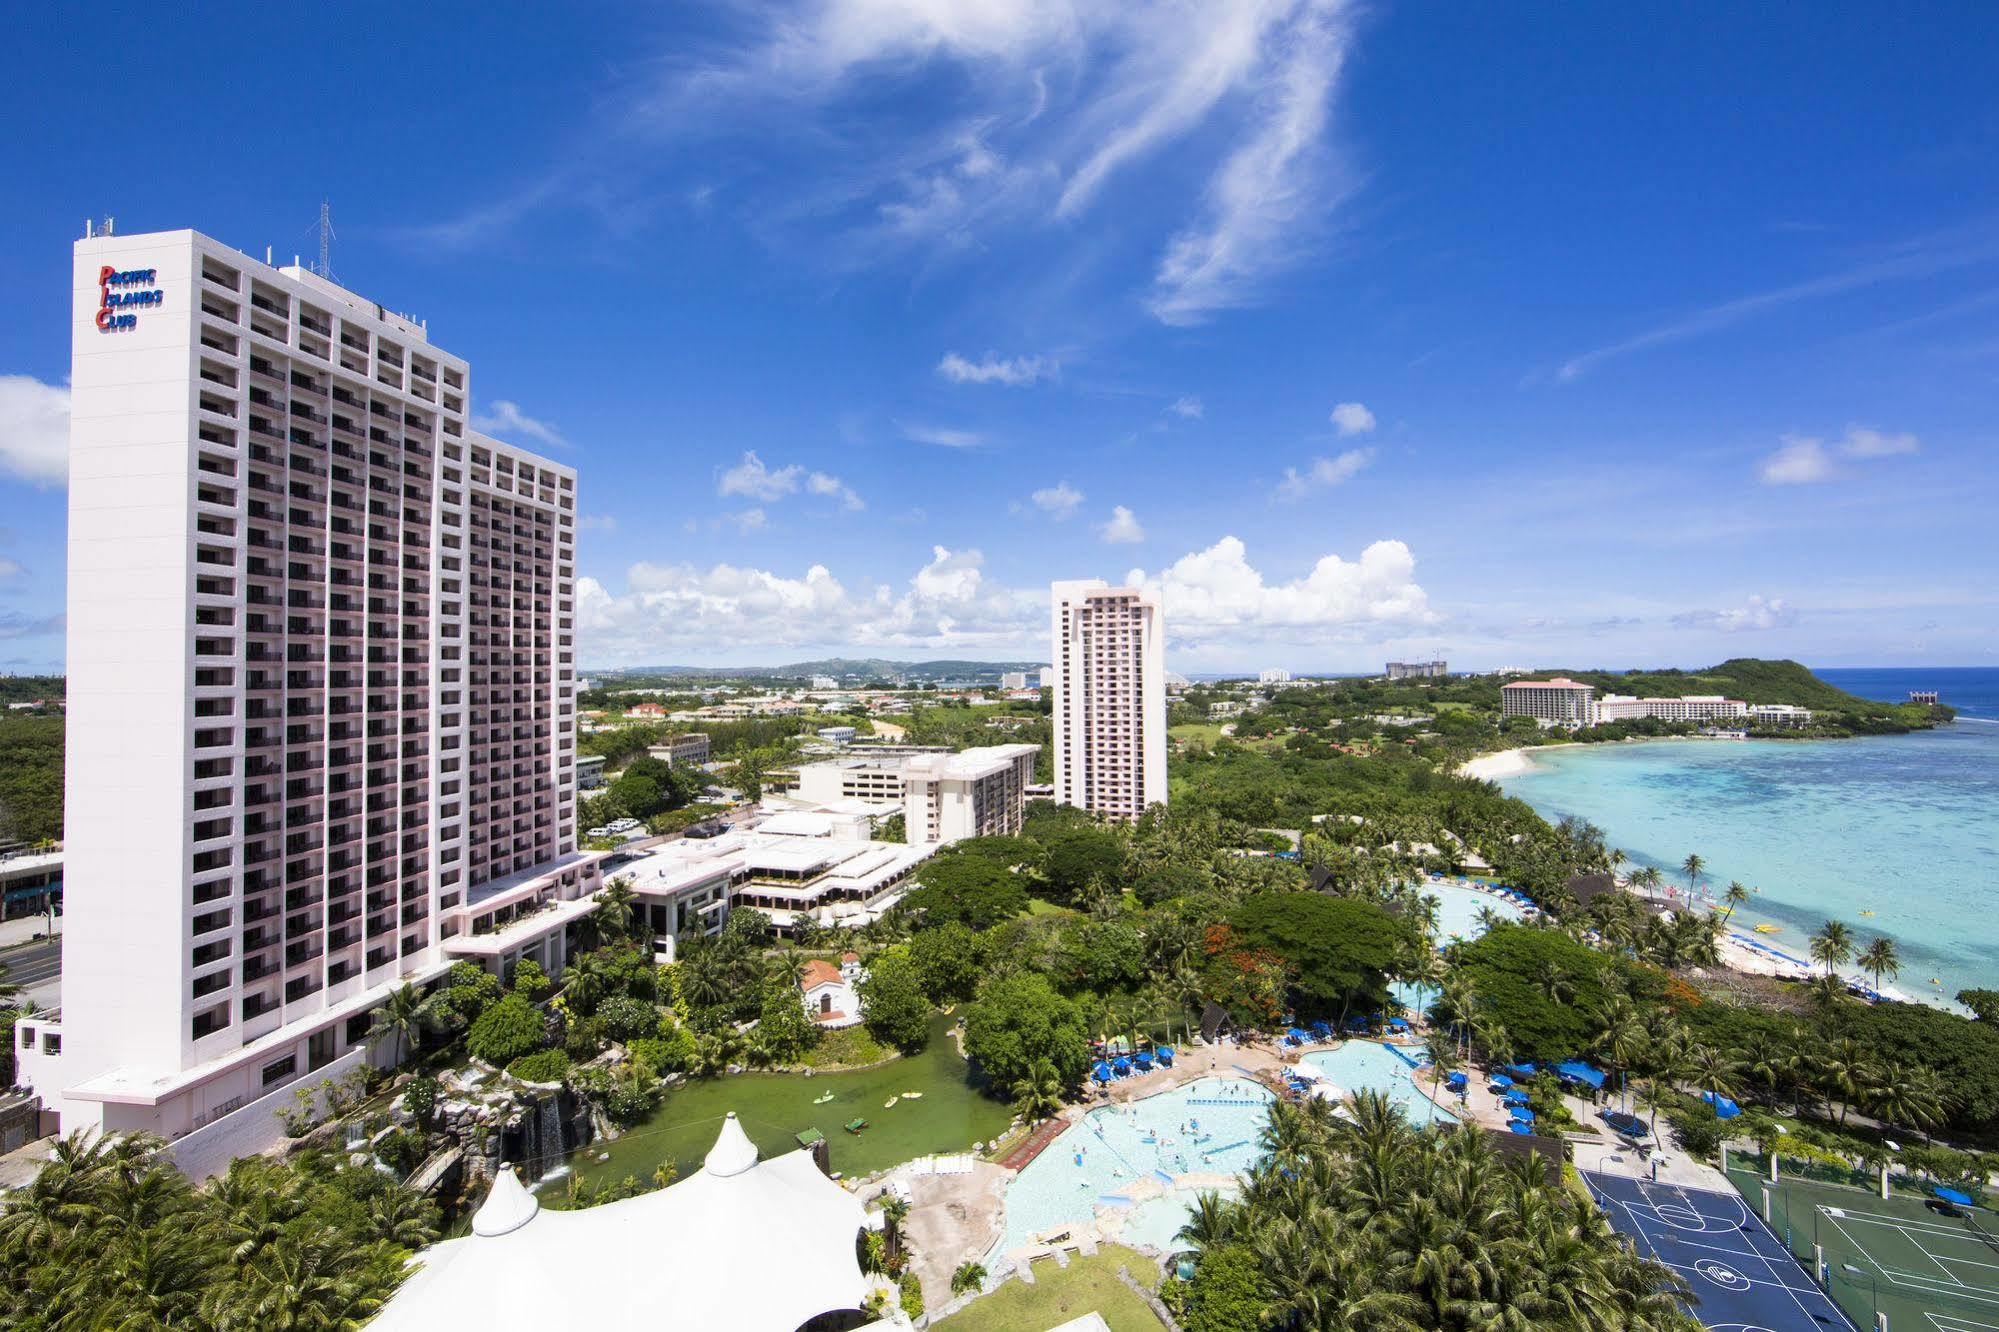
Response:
1423,880,1525,942
1301,1041,1452,1127
996,1076,1271,1255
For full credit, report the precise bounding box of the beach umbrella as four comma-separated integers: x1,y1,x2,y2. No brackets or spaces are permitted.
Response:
1501,1090,1531,1106
1487,1074,1514,1090
1092,1061,1114,1084
1509,1107,1535,1123
1935,1186,1975,1207
1507,1121,1533,1135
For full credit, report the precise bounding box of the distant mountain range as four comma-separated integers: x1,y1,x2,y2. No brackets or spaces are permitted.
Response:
591,657,1047,683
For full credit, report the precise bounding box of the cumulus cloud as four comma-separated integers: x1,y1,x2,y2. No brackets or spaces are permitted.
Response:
717,450,863,510
576,532,1435,664
0,557,22,580
0,374,70,486
576,545,1043,663
1168,396,1204,420
1759,424,1920,485
1127,536,1434,646
471,400,567,449
1274,447,1373,501
1760,435,1834,485
1031,480,1084,519
1329,401,1375,436
900,423,985,449
937,352,1055,386
1673,595,1796,632
1099,505,1146,543
1839,425,1919,458
729,508,768,533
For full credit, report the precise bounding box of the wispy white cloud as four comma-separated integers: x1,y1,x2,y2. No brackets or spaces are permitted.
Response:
1168,395,1204,420
0,374,70,487
0,557,23,580
1031,480,1084,518
1673,595,1796,632
1148,1,1355,325
937,351,1055,386
431,0,1362,326
471,400,568,450
1099,504,1146,543
729,507,768,533
1759,424,1920,485
717,450,864,509
1329,401,1375,436
1274,446,1373,501
1556,227,1999,382
578,514,620,533
900,422,985,449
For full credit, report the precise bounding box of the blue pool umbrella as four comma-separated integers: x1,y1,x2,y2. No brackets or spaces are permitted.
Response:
1092,1061,1114,1083
1555,1060,1607,1091
1112,1056,1132,1076
1134,1051,1155,1071
1487,1074,1514,1090
1699,1090,1741,1119
1509,1107,1535,1123
1501,1090,1531,1106
1506,1062,1538,1078
1508,1121,1533,1135
1309,1020,1333,1039
1156,1046,1175,1066
1385,1017,1410,1031
1935,1186,1974,1207
1286,1027,1310,1044
1444,1071,1468,1087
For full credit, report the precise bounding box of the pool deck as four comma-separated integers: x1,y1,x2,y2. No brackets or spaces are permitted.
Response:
997,1117,1071,1172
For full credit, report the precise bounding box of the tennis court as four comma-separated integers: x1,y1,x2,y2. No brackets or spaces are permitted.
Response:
1585,1168,1852,1330
1725,1163,1999,1330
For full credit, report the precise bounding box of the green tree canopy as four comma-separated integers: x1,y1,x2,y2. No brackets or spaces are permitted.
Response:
908,922,983,1004
963,972,1090,1087
466,993,548,1066
857,948,932,1053
1448,923,1618,1062
1227,892,1422,1020
904,848,1029,929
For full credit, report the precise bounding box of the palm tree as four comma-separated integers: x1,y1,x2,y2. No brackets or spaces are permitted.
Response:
950,1262,987,1296
593,877,638,944
369,983,428,1068
879,1194,910,1264
1010,1059,1065,1125
1856,936,1900,996
1808,919,1855,981
1174,1189,1240,1256
1813,1036,1879,1128
1680,853,1705,902
1628,865,1663,904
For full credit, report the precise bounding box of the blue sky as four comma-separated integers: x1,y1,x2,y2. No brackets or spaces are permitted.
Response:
3,1,1997,672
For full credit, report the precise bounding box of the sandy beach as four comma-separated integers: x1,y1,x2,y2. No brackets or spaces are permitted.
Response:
1457,747,1542,780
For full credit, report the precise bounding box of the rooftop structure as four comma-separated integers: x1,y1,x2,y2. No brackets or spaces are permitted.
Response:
371,1114,878,1331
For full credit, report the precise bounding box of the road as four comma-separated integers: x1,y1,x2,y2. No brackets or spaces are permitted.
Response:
0,935,61,1006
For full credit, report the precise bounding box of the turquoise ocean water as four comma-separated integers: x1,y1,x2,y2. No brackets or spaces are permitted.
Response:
1495,669,1999,1008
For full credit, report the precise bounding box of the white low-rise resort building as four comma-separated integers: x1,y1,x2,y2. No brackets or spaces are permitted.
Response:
612,809,940,951
370,1113,888,1331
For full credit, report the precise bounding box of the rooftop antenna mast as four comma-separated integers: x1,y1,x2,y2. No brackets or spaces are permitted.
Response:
310,200,336,281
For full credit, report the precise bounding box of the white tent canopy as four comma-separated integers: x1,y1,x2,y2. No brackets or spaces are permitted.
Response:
371,1113,872,1331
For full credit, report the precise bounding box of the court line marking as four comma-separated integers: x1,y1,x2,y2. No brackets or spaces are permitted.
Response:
1587,1171,1854,1331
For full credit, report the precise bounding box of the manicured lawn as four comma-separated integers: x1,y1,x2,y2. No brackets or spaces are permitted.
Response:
935,1247,1164,1332
1169,722,1228,746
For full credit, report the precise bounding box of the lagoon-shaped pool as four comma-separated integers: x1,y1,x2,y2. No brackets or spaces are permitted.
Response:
997,1076,1271,1255
1424,879,1525,942
1301,1041,1452,1127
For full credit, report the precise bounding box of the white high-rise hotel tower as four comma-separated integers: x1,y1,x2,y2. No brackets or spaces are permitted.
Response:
1050,580,1166,821
18,228,602,1157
